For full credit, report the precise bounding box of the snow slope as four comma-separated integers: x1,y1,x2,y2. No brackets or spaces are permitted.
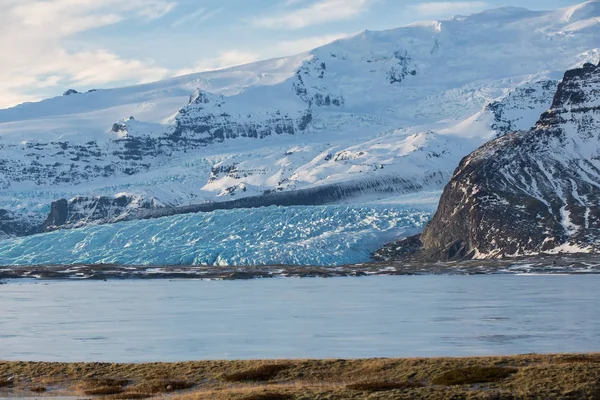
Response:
1,1,600,234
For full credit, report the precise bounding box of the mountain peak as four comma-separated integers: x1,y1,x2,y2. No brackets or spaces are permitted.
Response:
416,61,600,260
561,0,600,22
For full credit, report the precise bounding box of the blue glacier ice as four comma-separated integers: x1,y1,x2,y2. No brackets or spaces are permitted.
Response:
0,205,432,266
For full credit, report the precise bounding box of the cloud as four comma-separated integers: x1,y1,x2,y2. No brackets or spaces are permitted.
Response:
137,1,178,20
407,1,489,18
253,0,375,29
171,7,222,28
0,0,176,108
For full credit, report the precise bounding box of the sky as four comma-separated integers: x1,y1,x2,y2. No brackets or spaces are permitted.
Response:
0,0,586,108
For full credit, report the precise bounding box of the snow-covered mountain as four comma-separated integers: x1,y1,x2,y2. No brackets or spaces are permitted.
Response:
416,61,600,259
1,1,600,235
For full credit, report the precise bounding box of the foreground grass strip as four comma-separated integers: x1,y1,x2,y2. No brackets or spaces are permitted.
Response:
432,366,519,386
1,354,600,399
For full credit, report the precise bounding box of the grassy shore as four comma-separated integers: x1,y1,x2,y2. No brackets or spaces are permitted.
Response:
1,354,600,399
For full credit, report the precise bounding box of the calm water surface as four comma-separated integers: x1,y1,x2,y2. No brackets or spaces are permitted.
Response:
1,275,599,362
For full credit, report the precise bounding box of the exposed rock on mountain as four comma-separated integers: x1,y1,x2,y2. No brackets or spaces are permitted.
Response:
417,61,600,259
44,195,164,231
486,80,559,137
0,209,41,238
171,90,314,144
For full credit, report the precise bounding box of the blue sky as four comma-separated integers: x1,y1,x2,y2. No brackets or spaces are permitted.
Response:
1,0,585,108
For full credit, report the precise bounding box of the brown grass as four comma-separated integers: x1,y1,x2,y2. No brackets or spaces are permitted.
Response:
1,354,600,400
85,377,131,387
240,393,295,400
346,380,425,392
223,364,291,383
0,379,13,388
107,393,154,399
79,376,130,396
132,379,195,394
84,386,125,396
555,354,600,364
432,366,519,386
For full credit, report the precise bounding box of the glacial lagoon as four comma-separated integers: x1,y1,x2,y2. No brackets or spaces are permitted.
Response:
1,275,599,362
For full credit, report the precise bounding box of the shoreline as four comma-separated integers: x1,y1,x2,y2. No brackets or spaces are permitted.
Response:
2,254,600,281
1,353,600,399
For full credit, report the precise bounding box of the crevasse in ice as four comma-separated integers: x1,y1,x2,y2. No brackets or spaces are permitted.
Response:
0,205,431,266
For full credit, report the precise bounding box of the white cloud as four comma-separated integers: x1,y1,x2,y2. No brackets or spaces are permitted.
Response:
171,8,222,28
407,2,489,18
253,0,375,29
0,0,176,108
137,1,178,20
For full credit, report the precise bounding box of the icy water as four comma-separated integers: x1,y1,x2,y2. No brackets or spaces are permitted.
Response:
1,275,599,362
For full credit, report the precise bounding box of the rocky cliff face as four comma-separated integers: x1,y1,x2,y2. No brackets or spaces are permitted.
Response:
418,62,600,259
486,80,559,137
0,209,41,238
44,195,164,231
170,90,314,144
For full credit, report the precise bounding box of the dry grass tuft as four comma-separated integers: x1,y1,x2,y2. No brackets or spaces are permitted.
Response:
346,380,425,392
240,393,295,400
555,354,600,364
432,366,518,386
107,393,154,399
85,377,131,387
223,364,291,383
133,379,195,394
80,377,130,396
84,386,125,396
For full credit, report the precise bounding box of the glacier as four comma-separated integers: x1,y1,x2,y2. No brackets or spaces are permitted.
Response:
0,205,432,266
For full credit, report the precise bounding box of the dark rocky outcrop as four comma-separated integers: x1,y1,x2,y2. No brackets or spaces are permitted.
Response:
407,61,600,260
0,209,42,238
44,199,69,228
486,79,559,137
44,195,163,231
